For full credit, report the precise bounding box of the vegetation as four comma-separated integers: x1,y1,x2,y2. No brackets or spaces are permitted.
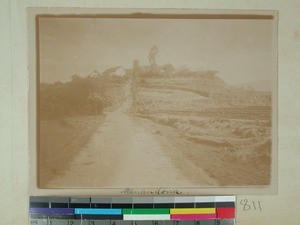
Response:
40,73,127,120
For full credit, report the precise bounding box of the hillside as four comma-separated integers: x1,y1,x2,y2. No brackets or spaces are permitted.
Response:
131,71,271,115
130,72,272,185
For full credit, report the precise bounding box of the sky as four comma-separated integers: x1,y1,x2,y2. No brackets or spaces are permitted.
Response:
39,17,275,85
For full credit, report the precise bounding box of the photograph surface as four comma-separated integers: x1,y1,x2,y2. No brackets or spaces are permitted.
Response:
36,12,277,188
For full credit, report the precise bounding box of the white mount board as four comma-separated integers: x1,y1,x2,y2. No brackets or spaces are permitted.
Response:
0,0,299,224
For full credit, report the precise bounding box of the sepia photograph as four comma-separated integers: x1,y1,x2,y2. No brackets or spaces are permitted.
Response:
36,12,277,189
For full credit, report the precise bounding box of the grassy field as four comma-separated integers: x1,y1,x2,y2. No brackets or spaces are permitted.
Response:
39,116,104,187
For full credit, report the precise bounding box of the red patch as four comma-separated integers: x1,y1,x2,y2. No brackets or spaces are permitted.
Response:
216,207,235,219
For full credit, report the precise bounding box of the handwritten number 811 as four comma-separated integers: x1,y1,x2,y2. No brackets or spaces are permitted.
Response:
240,199,262,211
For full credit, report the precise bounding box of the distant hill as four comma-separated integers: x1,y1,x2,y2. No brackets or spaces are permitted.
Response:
235,79,272,92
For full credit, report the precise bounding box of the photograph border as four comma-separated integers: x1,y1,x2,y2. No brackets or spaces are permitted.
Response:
28,7,278,196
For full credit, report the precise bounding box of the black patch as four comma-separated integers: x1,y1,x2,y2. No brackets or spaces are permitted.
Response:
30,202,49,208
195,202,215,208
30,214,75,219
69,203,90,208
154,203,174,208
175,203,194,208
112,204,133,209
216,202,235,208
133,203,154,208
75,215,123,220
91,203,111,208
50,203,69,208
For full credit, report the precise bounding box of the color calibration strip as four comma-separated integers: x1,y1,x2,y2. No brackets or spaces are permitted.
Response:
29,196,235,225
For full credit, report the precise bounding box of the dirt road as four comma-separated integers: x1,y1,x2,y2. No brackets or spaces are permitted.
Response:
48,82,217,188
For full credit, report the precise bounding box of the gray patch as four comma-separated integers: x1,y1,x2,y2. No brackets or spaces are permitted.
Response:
29,219,48,225
153,197,175,203
174,197,195,203
173,221,194,225
49,198,69,203
132,221,153,225
113,221,132,225
199,220,216,225
30,197,49,203
48,219,69,225
89,220,111,225
133,197,154,203
68,220,90,225
70,198,90,203
91,198,112,203
218,219,235,225
112,198,133,203
164,221,174,225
